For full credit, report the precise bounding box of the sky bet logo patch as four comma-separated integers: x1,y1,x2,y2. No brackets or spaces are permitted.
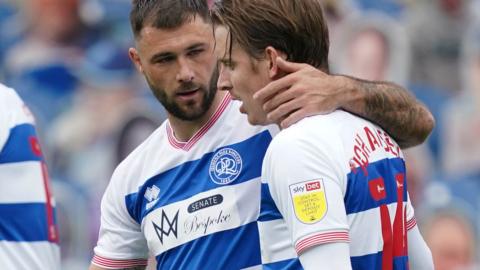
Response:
289,179,327,224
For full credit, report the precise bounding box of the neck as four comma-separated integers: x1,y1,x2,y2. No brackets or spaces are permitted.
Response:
168,91,227,142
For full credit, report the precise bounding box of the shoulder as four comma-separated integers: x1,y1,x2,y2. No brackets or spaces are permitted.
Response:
264,115,340,178
0,83,24,113
110,122,167,189
0,84,35,150
0,83,35,124
262,113,355,194
269,111,351,154
226,100,279,137
265,111,372,171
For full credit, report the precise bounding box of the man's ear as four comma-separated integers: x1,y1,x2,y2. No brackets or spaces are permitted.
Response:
265,46,287,79
129,47,144,74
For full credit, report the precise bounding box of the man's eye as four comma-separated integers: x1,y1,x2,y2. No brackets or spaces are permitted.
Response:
157,56,175,63
188,49,204,57
222,60,235,69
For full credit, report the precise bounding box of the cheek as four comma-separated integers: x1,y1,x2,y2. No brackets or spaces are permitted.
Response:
243,88,264,115
198,53,217,77
145,71,162,85
233,69,254,90
229,70,241,87
148,66,173,84
229,71,248,97
145,69,173,92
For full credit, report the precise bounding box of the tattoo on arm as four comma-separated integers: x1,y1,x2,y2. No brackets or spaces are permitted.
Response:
344,76,435,148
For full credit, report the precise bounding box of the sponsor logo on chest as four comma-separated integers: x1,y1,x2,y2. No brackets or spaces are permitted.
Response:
143,185,247,255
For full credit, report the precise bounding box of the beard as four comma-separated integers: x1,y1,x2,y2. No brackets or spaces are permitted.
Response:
146,67,219,121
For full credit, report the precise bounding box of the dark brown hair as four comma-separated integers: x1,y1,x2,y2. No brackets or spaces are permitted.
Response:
212,0,330,72
130,0,210,39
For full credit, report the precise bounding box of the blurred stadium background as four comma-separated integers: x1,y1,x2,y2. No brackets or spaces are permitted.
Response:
0,0,479,269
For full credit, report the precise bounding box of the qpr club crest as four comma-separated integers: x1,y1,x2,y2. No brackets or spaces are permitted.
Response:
209,148,242,185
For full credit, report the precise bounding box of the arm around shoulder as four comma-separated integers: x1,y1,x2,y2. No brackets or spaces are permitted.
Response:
253,60,434,148
337,76,435,148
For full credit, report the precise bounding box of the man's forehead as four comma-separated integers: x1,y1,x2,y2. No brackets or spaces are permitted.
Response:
214,26,230,58
139,17,212,40
138,21,213,52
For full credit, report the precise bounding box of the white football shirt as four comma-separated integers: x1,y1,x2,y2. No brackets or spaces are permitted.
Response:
262,110,416,270
93,94,301,269
0,83,60,270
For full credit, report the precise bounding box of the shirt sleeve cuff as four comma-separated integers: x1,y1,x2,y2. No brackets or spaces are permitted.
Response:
91,254,148,269
295,230,349,255
406,217,417,231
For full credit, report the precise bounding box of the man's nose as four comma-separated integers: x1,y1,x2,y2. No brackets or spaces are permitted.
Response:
176,58,195,82
217,65,232,91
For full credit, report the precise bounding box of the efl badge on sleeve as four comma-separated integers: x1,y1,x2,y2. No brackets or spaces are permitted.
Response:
289,180,327,224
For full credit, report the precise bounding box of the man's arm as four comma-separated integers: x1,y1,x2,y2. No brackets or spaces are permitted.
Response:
338,76,435,148
299,242,352,270
254,58,435,148
407,226,434,269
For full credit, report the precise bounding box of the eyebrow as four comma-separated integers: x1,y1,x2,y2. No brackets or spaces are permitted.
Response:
186,42,207,51
150,52,175,64
218,58,230,64
217,57,234,68
217,49,233,65
149,42,208,64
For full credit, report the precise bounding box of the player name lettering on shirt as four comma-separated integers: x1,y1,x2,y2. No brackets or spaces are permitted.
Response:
350,126,400,175
184,210,231,235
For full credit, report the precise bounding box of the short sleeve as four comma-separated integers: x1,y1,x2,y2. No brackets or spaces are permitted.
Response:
405,193,417,231
0,95,9,151
262,126,350,255
92,166,149,269
0,85,28,150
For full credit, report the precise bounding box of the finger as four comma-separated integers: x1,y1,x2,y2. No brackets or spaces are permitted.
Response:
276,57,308,73
267,97,305,122
280,109,304,129
263,87,298,113
253,73,296,102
